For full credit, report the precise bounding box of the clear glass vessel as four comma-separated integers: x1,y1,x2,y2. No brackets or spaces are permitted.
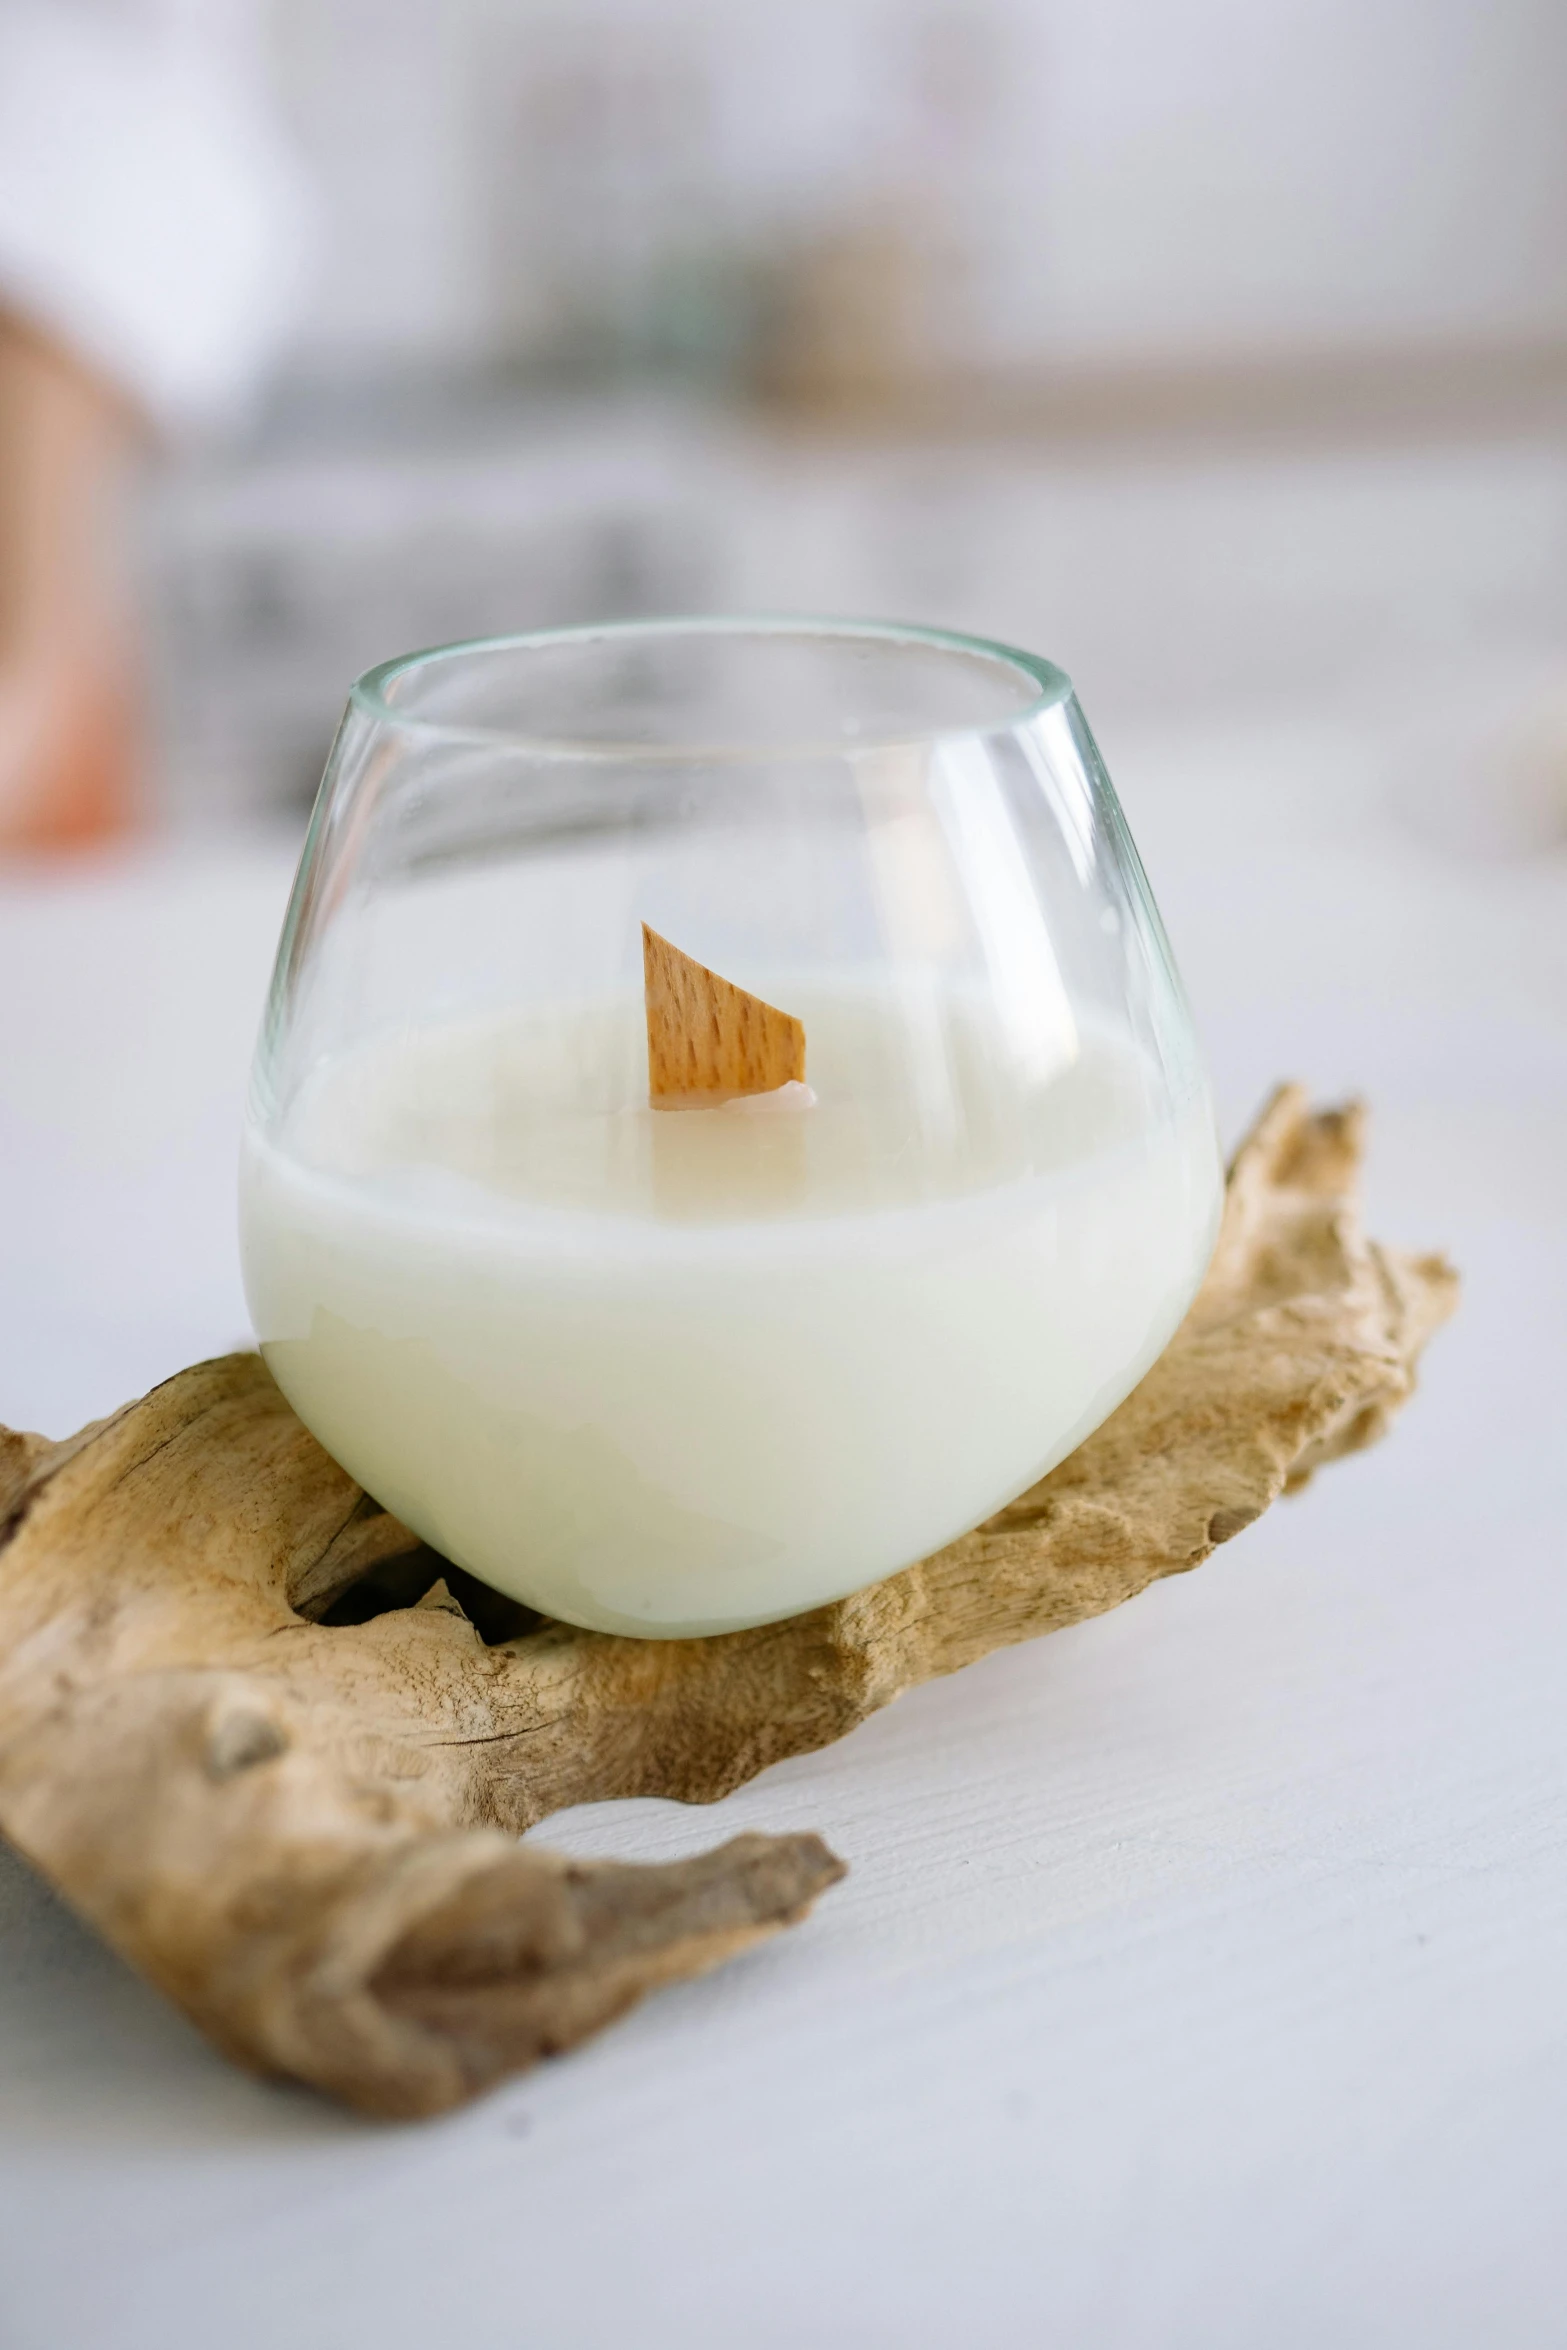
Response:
241,618,1221,1638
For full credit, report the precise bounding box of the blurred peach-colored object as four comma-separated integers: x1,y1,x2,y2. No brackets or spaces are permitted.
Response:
0,0,311,853
0,316,139,853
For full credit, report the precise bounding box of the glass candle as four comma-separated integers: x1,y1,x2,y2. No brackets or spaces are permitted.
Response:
241,619,1221,1637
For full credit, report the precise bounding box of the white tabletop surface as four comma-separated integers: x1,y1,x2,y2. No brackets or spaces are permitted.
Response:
1,703,1563,2350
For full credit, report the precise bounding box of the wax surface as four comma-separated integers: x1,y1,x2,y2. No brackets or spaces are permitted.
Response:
241,986,1221,1636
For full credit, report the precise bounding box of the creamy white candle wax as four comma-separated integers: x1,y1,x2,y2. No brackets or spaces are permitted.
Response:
243,981,1217,1636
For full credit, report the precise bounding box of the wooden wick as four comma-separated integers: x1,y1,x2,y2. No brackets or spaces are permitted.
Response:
643,924,806,1110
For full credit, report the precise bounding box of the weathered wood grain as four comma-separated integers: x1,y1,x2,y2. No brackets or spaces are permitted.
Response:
0,1086,1455,2117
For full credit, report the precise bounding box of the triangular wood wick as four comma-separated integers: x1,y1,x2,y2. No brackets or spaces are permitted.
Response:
643,924,806,1109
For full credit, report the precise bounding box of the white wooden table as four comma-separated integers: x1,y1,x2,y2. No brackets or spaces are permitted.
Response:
1,708,1563,2350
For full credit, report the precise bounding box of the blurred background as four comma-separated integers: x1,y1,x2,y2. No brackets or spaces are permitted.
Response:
4,0,1567,847
5,20,1567,2327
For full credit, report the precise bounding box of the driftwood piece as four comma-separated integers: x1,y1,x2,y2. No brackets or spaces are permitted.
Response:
0,1087,1455,2118
643,922,807,1105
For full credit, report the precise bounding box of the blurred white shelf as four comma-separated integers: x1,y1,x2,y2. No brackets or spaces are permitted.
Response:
144,396,1567,826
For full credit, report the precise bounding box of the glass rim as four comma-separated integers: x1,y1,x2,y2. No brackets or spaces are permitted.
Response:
348,613,1075,763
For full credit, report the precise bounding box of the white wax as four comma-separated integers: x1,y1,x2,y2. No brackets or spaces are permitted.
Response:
241,986,1221,1637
